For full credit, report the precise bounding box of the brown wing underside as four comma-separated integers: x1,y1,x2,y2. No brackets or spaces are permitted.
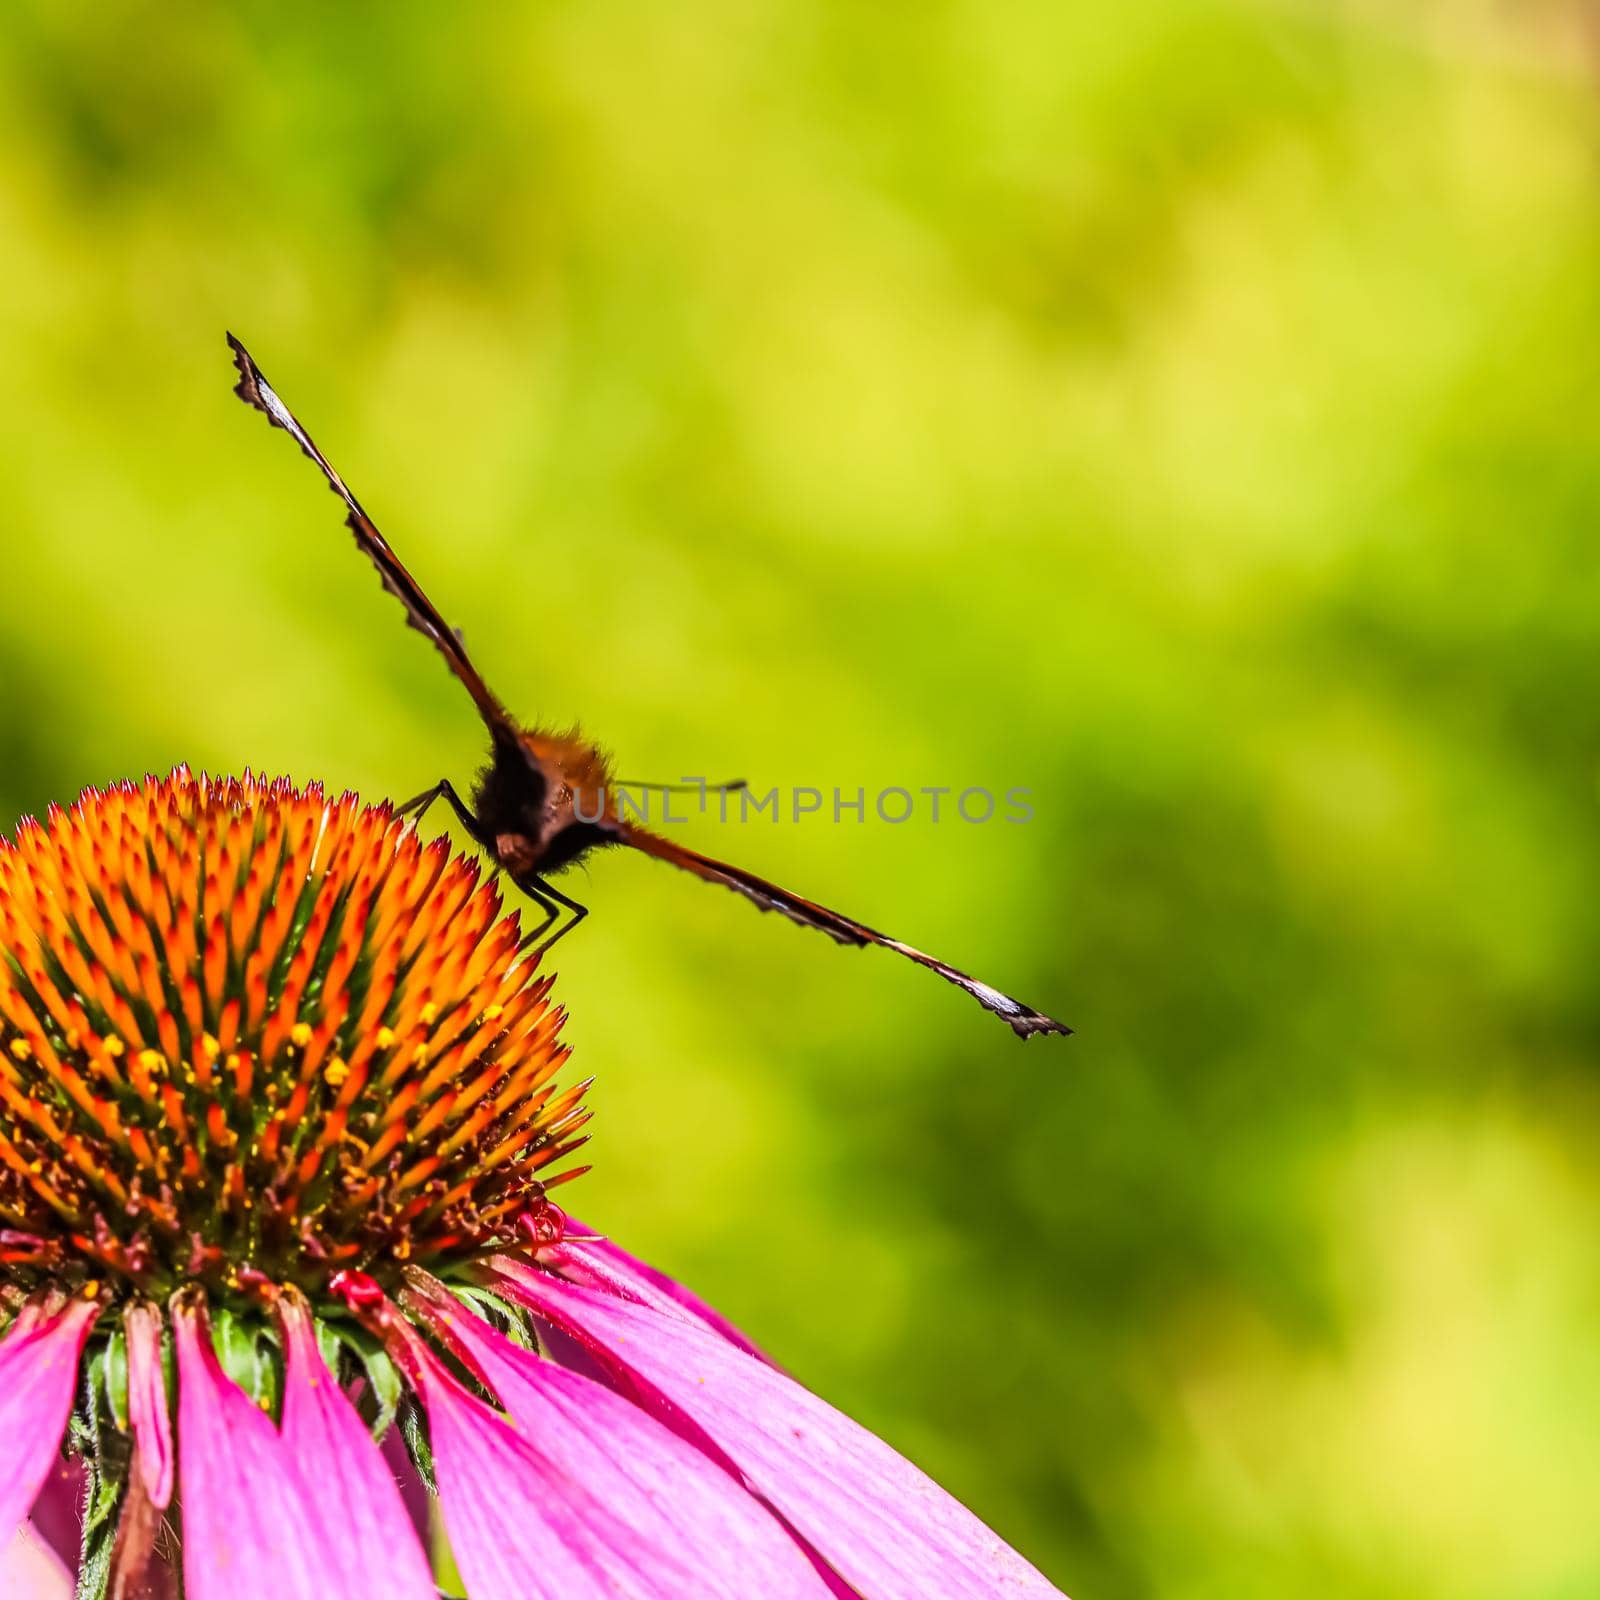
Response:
227,333,514,738
620,825,1070,1038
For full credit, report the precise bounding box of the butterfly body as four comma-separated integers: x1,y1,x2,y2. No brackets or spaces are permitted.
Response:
227,333,1070,1038
472,726,617,877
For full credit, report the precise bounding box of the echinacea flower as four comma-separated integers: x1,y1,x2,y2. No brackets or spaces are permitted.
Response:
0,769,1065,1598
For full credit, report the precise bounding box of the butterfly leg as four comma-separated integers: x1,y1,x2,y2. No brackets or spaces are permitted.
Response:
395,783,445,822
514,875,590,966
513,882,562,956
396,779,489,843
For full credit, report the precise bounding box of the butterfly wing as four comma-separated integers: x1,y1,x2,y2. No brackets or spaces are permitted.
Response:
227,333,514,738
621,825,1070,1038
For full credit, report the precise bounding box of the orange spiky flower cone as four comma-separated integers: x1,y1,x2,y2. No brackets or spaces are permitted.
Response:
0,768,585,1303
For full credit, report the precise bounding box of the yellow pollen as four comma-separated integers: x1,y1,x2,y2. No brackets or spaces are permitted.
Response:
106,1037,125,1057
138,1049,164,1074
202,1033,220,1059
484,1004,504,1022
9,1039,30,1061
324,1058,349,1089
81,1280,100,1299
375,1026,396,1050
419,1002,439,1027
290,1023,313,1048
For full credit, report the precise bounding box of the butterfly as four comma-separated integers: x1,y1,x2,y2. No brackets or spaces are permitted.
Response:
227,335,1069,1039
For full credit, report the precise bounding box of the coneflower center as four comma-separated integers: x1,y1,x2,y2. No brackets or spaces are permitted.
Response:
0,770,588,1312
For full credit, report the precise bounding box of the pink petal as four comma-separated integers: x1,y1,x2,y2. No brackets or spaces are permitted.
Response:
406,1341,649,1599
0,1522,73,1599
25,1458,82,1567
396,1309,826,1600
409,1280,827,1599
275,1294,434,1599
124,1303,174,1510
539,1226,774,1363
0,1300,98,1550
172,1302,337,1600
495,1264,1068,1600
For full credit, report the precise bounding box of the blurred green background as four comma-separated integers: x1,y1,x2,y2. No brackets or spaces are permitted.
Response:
3,2,1599,1595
